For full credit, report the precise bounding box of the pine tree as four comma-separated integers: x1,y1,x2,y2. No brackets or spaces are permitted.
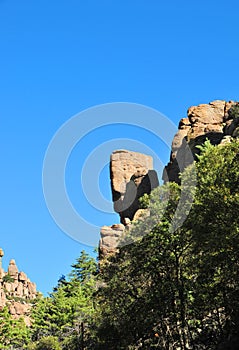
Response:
30,251,97,349
0,306,30,348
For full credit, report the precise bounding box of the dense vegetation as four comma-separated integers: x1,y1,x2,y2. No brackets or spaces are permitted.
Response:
0,139,239,349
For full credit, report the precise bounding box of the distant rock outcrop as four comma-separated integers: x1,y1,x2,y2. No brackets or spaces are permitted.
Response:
99,150,159,259
0,249,37,326
163,100,239,183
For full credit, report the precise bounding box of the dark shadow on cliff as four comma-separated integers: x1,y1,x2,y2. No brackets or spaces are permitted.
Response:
163,131,224,184
113,170,159,223
189,131,224,156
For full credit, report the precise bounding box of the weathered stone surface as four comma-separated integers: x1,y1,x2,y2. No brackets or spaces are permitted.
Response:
4,282,12,293
99,224,125,259
100,100,239,260
0,287,6,310
27,281,37,295
18,271,27,282
11,301,31,315
110,150,159,223
8,259,18,279
188,100,225,125
16,282,23,296
0,250,38,324
99,150,160,260
163,100,238,183
224,101,236,121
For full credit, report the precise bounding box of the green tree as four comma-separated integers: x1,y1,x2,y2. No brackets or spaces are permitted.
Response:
31,251,97,349
0,306,30,349
187,140,239,346
32,336,61,350
95,139,239,349
95,181,195,349
2,274,15,283
69,250,97,284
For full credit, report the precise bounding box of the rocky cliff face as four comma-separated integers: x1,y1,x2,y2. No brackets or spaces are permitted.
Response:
99,150,159,259
110,150,159,224
99,100,239,259
163,100,239,183
0,249,37,326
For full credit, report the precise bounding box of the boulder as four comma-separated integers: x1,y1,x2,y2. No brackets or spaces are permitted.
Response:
8,259,18,279
18,271,28,282
187,100,225,125
99,224,125,259
110,150,159,222
27,282,37,297
99,150,159,260
9,301,30,316
163,100,238,183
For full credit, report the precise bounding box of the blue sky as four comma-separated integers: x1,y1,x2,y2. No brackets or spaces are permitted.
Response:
1,0,239,294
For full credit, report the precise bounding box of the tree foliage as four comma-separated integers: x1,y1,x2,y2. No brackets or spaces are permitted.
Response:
0,307,30,349
1,140,239,349
95,140,239,349
30,251,97,349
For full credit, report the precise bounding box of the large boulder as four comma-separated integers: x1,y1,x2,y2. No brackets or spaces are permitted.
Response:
99,150,159,260
163,100,238,183
110,150,159,223
8,259,19,279
99,224,125,259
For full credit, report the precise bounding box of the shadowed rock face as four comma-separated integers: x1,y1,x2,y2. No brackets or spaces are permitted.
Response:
99,100,239,259
110,150,159,223
163,100,238,183
99,150,159,259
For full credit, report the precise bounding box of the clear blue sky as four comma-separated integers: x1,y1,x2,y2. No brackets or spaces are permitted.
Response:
1,0,238,294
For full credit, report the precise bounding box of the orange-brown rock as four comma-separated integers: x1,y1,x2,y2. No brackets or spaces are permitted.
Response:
8,259,18,279
99,224,125,259
99,150,159,259
188,100,225,125
99,100,239,260
110,150,159,223
0,250,38,325
163,100,239,183
18,271,28,282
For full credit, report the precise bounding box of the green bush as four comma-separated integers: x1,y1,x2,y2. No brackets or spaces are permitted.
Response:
2,274,14,283
35,336,61,350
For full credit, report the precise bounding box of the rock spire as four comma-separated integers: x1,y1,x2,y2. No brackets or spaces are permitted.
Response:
99,150,159,259
0,249,38,326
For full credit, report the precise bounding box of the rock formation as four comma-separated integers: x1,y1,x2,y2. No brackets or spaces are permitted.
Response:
163,100,239,183
110,150,159,223
99,100,239,259
100,224,125,258
99,150,159,259
0,249,38,326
